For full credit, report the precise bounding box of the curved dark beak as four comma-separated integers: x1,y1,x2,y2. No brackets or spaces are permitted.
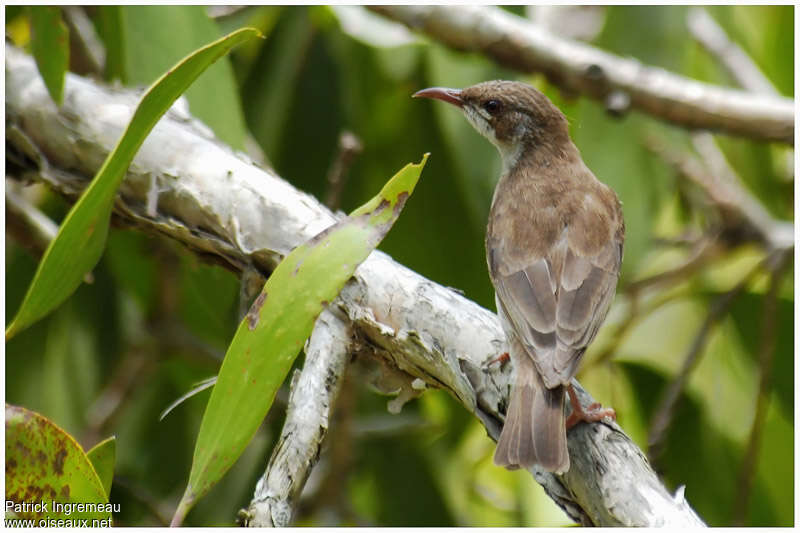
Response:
412,87,463,108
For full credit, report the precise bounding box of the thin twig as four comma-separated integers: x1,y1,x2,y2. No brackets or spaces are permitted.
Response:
687,7,779,96
647,258,766,465
369,5,793,144
624,235,723,296
731,250,791,525
323,131,363,211
644,133,793,252
5,181,98,284
86,351,152,433
588,236,724,371
62,6,106,77
690,132,793,251
651,231,707,248
5,182,58,256
586,288,682,370
688,10,792,192
112,476,171,526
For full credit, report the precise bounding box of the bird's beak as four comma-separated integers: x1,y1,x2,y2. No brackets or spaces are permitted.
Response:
412,87,463,108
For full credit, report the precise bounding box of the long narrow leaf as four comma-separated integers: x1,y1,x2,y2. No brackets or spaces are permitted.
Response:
172,154,429,526
29,6,69,105
6,27,260,340
119,6,249,149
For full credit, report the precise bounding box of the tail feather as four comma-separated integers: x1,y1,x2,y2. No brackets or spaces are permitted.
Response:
494,349,569,473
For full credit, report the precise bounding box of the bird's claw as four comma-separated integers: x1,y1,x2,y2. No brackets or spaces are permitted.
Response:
565,386,616,430
484,351,510,368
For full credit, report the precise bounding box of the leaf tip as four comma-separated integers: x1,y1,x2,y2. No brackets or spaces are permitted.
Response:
236,26,264,41
6,322,18,342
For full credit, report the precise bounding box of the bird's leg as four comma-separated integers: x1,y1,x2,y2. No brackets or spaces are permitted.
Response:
484,352,510,367
565,384,616,429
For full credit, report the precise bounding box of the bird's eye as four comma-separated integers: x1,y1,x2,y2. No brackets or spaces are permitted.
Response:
483,99,502,115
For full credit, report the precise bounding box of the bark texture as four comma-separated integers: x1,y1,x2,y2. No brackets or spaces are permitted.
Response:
6,46,705,527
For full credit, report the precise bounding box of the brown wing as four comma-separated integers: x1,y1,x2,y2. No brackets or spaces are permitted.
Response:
493,231,622,389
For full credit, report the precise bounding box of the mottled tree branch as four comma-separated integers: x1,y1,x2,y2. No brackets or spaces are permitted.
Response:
240,308,352,527
7,45,704,526
369,5,793,144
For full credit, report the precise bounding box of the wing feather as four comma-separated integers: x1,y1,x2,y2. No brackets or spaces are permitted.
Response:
494,230,622,389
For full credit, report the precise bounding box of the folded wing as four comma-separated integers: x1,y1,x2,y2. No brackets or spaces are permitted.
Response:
493,231,622,389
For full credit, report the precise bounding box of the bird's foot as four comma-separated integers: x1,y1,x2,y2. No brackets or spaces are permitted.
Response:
565,384,616,430
485,351,510,368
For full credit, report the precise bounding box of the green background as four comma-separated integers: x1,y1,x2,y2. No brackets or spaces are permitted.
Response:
5,5,794,526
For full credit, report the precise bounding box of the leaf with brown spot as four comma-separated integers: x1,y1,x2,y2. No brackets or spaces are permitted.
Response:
5,404,110,521
172,154,429,525
245,292,268,331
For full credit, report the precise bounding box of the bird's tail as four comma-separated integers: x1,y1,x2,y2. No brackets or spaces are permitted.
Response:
494,349,569,473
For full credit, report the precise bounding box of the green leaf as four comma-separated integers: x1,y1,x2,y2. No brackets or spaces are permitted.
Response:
617,362,741,526
6,5,25,23
29,6,69,105
171,154,429,526
726,291,794,416
86,437,116,500
5,404,110,521
95,6,126,82
5,27,260,340
118,5,249,149
242,6,314,158
42,299,101,436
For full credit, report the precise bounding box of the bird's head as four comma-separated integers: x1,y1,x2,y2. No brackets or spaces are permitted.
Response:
413,80,570,171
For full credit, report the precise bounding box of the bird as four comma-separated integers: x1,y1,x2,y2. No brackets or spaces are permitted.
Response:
413,81,624,473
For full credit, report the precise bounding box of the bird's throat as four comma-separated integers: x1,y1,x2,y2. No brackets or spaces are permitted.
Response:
497,142,525,177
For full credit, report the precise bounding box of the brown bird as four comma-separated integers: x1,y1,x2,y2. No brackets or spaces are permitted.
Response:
414,81,623,473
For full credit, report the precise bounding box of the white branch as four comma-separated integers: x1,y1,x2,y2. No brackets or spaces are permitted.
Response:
6,46,704,526
5,182,59,251
369,5,793,144
687,7,779,96
242,308,351,527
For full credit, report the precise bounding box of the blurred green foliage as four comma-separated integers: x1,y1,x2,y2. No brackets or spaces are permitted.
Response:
28,6,68,105
5,5,794,527
6,26,258,339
